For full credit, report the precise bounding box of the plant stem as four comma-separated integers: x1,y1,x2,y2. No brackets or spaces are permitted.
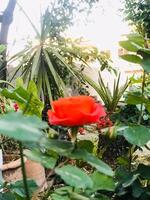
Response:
18,93,33,200
19,142,30,200
97,131,101,155
128,145,135,172
70,127,79,148
138,71,146,125
138,34,148,124
129,146,132,172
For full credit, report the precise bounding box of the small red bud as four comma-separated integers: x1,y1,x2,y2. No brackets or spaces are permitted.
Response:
14,103,19,112
78,127,85,135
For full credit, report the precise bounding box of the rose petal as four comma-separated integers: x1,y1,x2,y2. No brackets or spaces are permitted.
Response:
47,96,106,127
52,96,94,118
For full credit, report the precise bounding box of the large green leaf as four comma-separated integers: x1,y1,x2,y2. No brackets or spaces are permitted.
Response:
120,54,142,64
127,33,144,47
0,112,47,142
9,180,37,198
24,149,57,169
119,41,141,52
125,93,147,105
117,125,150,147
0,193,15,200
91,171,115,192
41,137,74,155
55,165,93,189
70,149,114,177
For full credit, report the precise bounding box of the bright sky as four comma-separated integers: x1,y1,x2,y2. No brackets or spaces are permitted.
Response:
67,0,130,50
0,0,130,56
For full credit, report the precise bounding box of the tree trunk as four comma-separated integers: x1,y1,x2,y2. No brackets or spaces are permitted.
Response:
0,0,16,81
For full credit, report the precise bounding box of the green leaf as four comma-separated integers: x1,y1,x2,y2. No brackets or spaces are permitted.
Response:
41,138,74,155
126,93,147,105
0,80,14,88
120,54,142,64
117,125,150,147
0,193,15,200
115,166,129,183
138,48,150,55
9,180,37,197
51,186,72,200
16,78,24,88
43,49,66,95
140,191,150,200
27,80,38,97
119,41,141,52
24,95,44,117
1,87,27,104
0,112,47,142
115,167,139,188
141,52,150,73
138,50,150,72
84,72,128,112
77,140,94,153
122,173,139,188
24,149,57,169
54,186,72,195
1,86,44,117
116,156,129,167
127,33,144,47
137,164,150,179
51,193,70,200
70,149,114,177
30,47,41,80
132,181,144,198
91,171,115,192
55,165,93,189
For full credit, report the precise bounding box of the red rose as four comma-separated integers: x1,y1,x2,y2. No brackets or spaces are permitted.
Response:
47,96,106,127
